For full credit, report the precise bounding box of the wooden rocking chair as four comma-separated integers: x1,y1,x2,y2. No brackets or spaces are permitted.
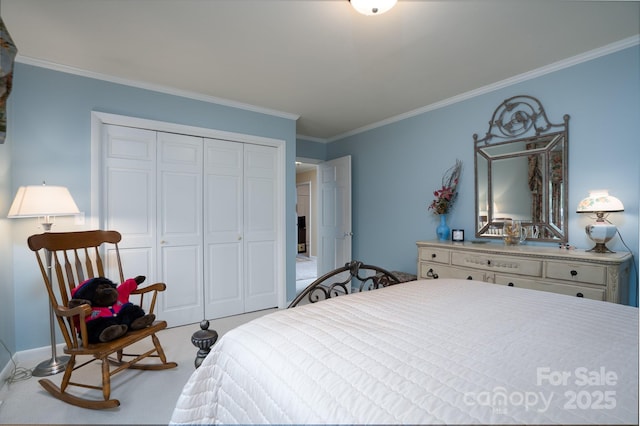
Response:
27,230,177,409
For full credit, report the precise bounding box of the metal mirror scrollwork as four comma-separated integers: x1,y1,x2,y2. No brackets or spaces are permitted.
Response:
474,95,569,242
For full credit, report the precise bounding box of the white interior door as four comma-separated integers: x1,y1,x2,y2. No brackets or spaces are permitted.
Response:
156,132,204,326
203,139,244,318
103,125,157,283
243,144,278,312
204,140,278,317
99,115,285,326
318,155,352,276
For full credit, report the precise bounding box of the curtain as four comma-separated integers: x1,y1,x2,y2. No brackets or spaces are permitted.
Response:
0,16,18,144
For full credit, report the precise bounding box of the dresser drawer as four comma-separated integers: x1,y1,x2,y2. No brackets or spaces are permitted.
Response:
419,263,486,281
494,274,605,300
451,252,542,277
418,247,450,265
546,261,606,285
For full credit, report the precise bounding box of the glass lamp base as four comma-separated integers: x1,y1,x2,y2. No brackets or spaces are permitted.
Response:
585,222,617,253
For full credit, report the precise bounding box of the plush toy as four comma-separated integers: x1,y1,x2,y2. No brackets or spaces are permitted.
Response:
69,275,155,343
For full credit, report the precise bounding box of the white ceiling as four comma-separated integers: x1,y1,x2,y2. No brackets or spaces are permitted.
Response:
2,0,639,141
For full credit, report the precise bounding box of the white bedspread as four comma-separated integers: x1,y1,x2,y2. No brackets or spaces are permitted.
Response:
171,279,638,424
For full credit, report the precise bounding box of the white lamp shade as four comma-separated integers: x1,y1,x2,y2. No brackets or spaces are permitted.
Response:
576,190,624,213
350,0,397,15
8,185,80,218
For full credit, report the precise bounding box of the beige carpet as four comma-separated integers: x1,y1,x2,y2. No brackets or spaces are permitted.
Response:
0,309,275,424
296,256,317,295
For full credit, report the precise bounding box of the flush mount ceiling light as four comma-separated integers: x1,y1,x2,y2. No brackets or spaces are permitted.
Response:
349,0,397,16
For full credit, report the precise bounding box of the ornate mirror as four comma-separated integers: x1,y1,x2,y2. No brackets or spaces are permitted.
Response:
474,95,569,242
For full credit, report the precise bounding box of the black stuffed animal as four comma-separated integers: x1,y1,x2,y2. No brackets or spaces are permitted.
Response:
69,275,155,343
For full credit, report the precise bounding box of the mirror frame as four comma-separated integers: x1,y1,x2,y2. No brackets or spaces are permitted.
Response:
473,95,570,243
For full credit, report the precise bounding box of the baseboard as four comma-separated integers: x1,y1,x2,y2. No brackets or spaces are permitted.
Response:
0,358,13,385
0,343,65,384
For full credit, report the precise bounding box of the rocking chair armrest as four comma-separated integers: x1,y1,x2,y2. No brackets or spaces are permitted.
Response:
55,303,92,349
55,303,92,320
131,282,167,295
130,282,166,316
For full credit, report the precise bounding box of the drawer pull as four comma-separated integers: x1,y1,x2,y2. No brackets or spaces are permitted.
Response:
431,253,437,259
466,276,473,280
570,270,578,277
426,268,439,279
487,260,491,266
576,292,584,298
508,282,514,287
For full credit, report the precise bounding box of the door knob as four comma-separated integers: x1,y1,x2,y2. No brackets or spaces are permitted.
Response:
344,232,353,237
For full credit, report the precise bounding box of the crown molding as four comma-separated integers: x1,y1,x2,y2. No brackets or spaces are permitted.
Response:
328,35,640,142
296,134,328,143
14,35,638,142
15,55,300,122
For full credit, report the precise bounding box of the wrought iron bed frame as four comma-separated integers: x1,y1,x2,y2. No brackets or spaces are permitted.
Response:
288,260,403,308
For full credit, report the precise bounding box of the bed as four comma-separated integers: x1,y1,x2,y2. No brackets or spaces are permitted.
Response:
170,277,638,424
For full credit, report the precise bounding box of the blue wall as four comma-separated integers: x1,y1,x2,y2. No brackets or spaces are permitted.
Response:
296,137,328,161
2,43,638,364
2,64,298,354
326,45,640,306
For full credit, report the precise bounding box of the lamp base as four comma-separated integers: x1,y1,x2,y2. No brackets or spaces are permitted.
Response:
586,243,615,254
32,355,70,377
585,222,617,254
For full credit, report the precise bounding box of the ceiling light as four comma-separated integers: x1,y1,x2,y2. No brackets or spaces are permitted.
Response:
349,0,397,16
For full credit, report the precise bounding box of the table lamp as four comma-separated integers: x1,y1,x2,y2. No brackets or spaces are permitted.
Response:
576,190,624,253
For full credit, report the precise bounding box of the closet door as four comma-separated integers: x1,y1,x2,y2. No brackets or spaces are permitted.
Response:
156,132,204,326
243,143,278,312
203,140,278,318
203,139,244,317
103,125,157,282
102,121,282,325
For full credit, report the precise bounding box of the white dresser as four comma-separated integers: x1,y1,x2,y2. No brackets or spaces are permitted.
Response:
416,240,632,304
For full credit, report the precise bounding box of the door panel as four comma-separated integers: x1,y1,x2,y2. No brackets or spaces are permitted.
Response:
157,132,204,325
103,125,156,282
206,243,242,304
159,244,203,325
318,156,352,276
204,139,244,318
244,144,278,311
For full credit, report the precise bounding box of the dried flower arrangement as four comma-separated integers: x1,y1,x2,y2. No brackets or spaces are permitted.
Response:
428,159,462,215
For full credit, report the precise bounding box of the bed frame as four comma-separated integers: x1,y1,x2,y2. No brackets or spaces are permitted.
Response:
288,260,405,308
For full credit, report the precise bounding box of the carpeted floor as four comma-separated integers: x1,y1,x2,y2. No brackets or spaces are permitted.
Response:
0,309,275,424
296,255,317,280
296,255,317,294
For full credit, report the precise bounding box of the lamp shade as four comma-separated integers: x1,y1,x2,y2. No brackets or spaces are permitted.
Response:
350,0,397,15
576,190,624,213
8,184,80,218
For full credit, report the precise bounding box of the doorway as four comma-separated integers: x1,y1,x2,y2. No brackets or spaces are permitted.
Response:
295,155,352,296
296,164,318,294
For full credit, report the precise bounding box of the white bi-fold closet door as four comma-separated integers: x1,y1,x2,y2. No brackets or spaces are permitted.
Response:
103,124,279,327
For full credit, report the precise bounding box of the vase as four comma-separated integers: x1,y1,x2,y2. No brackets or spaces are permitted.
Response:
436,214,450,241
